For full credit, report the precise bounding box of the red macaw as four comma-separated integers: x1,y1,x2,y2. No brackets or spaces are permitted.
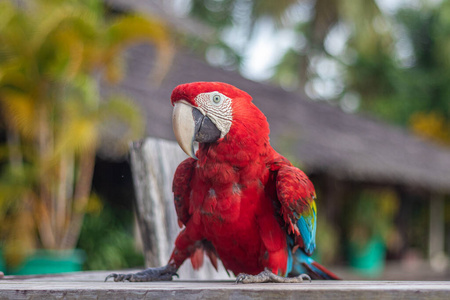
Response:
106,82,339,283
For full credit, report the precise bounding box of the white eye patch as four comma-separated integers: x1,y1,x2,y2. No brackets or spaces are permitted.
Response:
195,92,233,138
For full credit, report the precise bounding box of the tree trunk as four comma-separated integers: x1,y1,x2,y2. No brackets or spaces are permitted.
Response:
429,194,447,272
61,149,95,249
36,102,56,249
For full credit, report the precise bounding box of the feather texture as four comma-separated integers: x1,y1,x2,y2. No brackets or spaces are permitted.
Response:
168,82,338,279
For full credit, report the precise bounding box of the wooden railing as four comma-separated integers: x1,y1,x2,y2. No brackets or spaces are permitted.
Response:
1,271,450,299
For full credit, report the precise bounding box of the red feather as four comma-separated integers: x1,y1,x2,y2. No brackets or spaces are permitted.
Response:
168,82,337,279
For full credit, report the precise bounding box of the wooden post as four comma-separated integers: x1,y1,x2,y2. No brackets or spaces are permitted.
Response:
429,194,448,272
129,137,229,280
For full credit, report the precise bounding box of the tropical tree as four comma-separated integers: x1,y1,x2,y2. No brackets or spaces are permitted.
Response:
187,0,450,145
0,0,172,264
187,0,386,90
338,1,450,145
376,3,450,144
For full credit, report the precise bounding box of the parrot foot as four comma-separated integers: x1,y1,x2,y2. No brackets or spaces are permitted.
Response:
105,264,178,282
236,268,311,284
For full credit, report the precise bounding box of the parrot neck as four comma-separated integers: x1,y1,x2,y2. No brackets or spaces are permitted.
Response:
197,110,271,164
198,134,270,163
195,116,274,185
195,102,274,184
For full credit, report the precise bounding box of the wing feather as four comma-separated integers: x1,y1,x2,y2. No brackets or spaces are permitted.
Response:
172,157,196,226
276,165,317,256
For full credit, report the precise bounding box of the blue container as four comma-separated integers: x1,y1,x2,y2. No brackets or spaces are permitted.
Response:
8,249,85,275
348,237,386,277
0,249,5,274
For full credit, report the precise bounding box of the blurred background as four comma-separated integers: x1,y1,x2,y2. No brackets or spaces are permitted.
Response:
1,0,450,280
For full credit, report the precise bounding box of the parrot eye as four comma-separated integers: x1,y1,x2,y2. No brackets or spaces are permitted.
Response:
212,94,222,104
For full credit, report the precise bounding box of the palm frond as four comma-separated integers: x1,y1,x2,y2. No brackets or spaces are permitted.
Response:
0,91,37,138
0,0,169,253
97,96,145,158
104,14,174,84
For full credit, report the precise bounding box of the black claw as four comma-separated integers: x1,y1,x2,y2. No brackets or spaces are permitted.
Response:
104,265,177,283
301,274,312,283
236,273,251,284
105,273,116,282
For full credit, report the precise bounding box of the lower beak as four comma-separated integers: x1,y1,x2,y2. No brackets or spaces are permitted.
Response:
172,101,221,159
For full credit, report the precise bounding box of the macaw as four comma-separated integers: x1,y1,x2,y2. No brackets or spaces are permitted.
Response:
106,82,339,283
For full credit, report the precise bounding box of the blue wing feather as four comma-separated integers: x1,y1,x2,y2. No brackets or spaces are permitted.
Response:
287,235,335,279
297,203,317,255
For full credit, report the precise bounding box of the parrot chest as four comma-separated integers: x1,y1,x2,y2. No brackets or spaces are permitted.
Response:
192,181,258,226
191,168,264,226
190,177,275,274
197,185,262,274
192,160,268,227
188,156,286,274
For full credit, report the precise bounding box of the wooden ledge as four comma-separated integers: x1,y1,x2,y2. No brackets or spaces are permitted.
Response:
1,271,449,299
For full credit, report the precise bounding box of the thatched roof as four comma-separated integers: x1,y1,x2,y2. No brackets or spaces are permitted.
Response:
101,43,450,194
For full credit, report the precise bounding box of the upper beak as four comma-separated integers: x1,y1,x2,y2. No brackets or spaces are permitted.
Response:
172,101,221,159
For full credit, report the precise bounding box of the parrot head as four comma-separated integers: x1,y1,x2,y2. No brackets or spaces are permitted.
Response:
171,82,268,159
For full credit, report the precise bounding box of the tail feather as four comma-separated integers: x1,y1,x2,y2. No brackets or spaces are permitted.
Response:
190,247,204,270
301,262,321,279
189,240,219,271
311,261,340,280
290,248,340,280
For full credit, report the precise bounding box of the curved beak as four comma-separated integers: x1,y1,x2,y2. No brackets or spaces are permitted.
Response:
173,101,197,159
172,101,221,160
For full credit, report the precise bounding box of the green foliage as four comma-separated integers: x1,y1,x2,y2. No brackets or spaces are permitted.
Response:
77,204,144,271
188,0,450,144
272,48,304,90
345,189,399,249
0,0,172,259
314,215,339,265
345,3,450,144
190,0,237,29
